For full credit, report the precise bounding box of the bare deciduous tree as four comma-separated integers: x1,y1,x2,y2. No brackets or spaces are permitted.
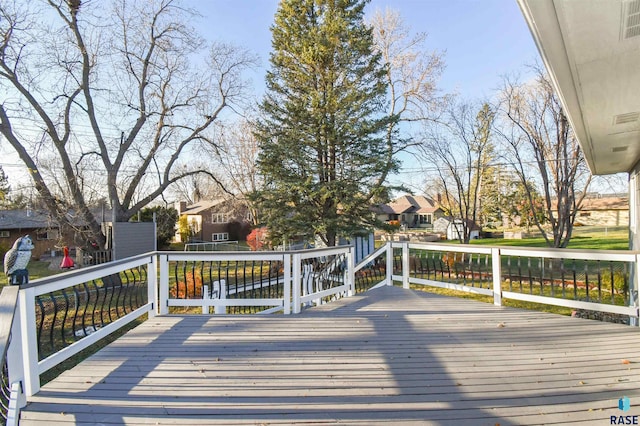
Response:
368,7,447,192
420,102,495,243
499,66,591,248
211,119,262,226
0,0,256,247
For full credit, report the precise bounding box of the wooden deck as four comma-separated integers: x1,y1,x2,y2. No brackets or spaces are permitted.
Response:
20,285,640,425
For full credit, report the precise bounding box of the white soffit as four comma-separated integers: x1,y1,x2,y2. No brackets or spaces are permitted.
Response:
517,0,640,175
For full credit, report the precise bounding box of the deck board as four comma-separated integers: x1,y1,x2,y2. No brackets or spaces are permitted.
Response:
20,285,640,425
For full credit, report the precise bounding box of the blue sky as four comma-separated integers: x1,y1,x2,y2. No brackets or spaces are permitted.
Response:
195,0,540,101
193,1,543,192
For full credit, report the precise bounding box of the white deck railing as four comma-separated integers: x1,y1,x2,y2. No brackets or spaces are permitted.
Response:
384,242,640,320
1,242,638,424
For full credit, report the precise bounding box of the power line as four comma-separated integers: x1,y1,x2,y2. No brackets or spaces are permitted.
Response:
395,157,594,175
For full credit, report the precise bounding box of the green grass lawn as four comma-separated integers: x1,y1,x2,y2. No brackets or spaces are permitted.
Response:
471,228,629,250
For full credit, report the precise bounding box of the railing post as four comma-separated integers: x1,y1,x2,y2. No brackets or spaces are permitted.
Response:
283,254,291,315
632,254,640,326
202,285,210,314
148,255,158,318
292,252,301,314
18,287,39,397
347,247,355,296
386,242,393,286
492,248,502,306
402,242,410,289
215,280,226,315
6,381,22,426
7,299,26,412
158,254,169,315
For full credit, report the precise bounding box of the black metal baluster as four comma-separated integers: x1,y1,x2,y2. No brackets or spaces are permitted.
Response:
106,276,116,323
549,259,555,298
60,288,70,345
90,280,100,332
538,258,543,296
241,260,247,314
226,261,233,313
260,260,266,298
136,266,144,307
36,295,45,355
71,286,81,340
81,282,91,337
190,261,197,298
131,267,139,310
623,267,630,306
175,261,183,299
610,262,616,305
485,254,490,289
208,261,215,299
98,278,108,327
199,261,205,298
121,270,131,316
1,360,10,421
527,257,533,294
517,257,523,293
561,259,566,298
114,272,124,318
584,261,590,301
572,260,578,300
507,256,513,292
48,293,58,355
253,260,259,301
596,260,602,303
132,267,140,311
216,260,223,305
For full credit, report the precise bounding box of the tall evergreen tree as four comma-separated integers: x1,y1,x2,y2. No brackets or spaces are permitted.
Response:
255,0,398,247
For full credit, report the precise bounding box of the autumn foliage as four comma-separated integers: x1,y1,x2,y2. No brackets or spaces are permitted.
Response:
171,272,203,299
247,227,268,251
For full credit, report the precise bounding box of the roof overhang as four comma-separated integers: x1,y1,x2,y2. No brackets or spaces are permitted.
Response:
517,0,640,175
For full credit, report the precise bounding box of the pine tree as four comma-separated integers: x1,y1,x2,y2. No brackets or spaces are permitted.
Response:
255,0,398,247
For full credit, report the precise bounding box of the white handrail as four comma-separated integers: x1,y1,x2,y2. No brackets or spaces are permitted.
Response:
5,242,638,416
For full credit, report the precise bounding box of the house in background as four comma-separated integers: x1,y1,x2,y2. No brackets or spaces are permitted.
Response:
376,195,444,230
575,194,629,227
0,209,75,259
174,200,251,243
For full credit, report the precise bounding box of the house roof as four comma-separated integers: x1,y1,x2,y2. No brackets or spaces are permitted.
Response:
580,196,629,211
385,195,441,214
0,207,108,231
182,199,226,215
0,209,53,230
549,195,629,211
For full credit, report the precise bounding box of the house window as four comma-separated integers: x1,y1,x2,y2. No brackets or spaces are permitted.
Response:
0,231,9,238
36,229,59,240
211,213,230,223
418,214,432,224
580,212,591,217
212,232,229,242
